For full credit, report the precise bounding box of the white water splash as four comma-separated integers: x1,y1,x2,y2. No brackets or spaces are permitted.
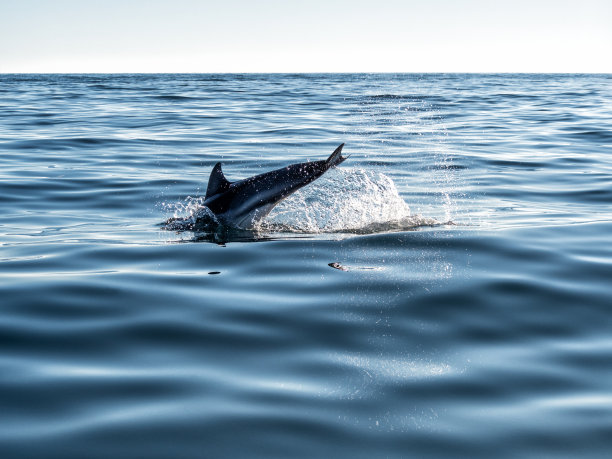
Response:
258,167,437,233
161,196,218,231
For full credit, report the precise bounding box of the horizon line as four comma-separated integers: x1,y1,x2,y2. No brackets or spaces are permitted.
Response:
2,71,611,75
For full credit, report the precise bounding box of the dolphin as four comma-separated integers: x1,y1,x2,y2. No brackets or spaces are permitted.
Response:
196,143,347,229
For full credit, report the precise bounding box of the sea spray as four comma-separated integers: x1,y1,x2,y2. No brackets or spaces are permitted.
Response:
259,167,437,233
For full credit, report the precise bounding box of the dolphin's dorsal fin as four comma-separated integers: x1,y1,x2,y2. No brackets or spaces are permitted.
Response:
205,162,231,199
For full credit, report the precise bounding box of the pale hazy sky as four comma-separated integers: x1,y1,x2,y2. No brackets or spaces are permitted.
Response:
1,0,610,73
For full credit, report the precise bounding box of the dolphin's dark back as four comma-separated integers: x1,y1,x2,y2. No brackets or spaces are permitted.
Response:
201,143,347,228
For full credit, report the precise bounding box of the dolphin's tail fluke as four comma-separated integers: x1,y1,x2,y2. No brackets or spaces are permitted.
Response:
325,143,347,168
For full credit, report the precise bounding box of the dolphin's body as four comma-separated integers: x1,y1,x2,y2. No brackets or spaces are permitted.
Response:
200,143,347,229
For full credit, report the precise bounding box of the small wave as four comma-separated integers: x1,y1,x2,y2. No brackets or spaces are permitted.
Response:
564,129,612,143
497,92,540,100
7,137,203,151
153,95,198,102
89,84,158,92
364,94,416,101
89,84,131,90
30,119,68,127
7,137,117,150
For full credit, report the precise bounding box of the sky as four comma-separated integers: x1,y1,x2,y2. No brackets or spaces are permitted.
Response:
1,0,610,73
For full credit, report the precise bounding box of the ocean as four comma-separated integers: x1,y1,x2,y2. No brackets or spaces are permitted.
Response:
1,73,611,458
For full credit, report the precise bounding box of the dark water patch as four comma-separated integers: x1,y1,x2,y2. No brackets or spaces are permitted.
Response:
89,83,128,90
88,84,158,91
5,137,125,150
259,127,338,137
365,94,414,100
486,159,549,168
27,118,70,127
3,137,206,151
496,92,542,100
562,128,612,143
34,112,58,118
47,92,86,100
151,95,201,102
555,187,612,203
558,90,598,97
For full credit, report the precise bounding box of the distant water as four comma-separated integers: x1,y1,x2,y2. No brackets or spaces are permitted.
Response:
1,74,611,458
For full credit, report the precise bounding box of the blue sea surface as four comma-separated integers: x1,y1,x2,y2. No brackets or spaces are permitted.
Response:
1,73,611,458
